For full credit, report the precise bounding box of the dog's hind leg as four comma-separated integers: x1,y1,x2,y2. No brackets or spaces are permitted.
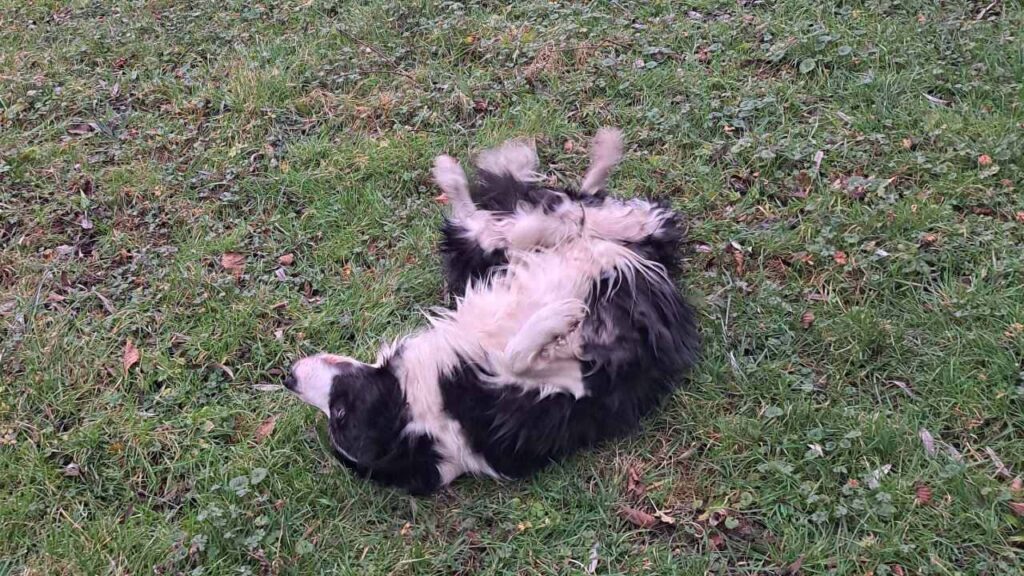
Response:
579,128,624,195
433,155,476,220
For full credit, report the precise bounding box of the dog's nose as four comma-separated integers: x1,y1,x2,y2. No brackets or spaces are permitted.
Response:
283,371,297,390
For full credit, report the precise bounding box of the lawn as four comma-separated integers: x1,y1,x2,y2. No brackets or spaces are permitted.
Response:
2,0,1023,574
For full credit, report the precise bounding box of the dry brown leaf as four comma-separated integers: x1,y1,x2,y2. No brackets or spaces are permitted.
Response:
733,249,749,272
563,139,575,153
901,138,914,150
800,310,815,329
252,414,278,443
914,483,932,505
221,252,246,277
833,250,848,265
626,464,646,499
892,565,905,576
67,122,96,135
779,555,804,576
1009,501,1024,517
1010,477,1022,494
617,505,658,529
123,340,141,371
919,428,937,456
977,154,993,167
986,447,1012,478
277,253,295,266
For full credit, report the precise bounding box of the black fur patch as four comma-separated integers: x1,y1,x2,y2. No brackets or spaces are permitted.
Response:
473,170,564,213
439,219,507,298
327,361,442,495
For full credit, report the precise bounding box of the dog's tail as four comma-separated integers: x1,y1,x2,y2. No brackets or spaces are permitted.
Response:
580,127,624,195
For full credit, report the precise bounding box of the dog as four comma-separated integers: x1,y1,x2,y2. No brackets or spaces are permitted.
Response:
284,129,700,494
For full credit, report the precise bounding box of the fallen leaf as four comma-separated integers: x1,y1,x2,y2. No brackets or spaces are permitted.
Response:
800,310,815,329
920,233,939,247
252,415,278,443
813,150,824,173
275,268,287,281
626,464,646,499
977,154,993,167
730,249,745,275
833,250,848,265
617,505,658,529
779,555,804,576
865,464,892,489
708,532,724,550
400,522,412,537
919,428,937,456
277,253,294,266
914,483,932,505
892,565,906,576
221,252,246,277
886,379,914,398
563,139,575,153
1009,502,1024,517
63,462,82,477
123,340,140,371
1011,477,1022,494
79,214,94,230
923,93,950,106
45,293,66,304
585,541,599,574
985,447,1012,478
67,122,97,135
656,511,677,525
214,363,235,380
901,138,914,150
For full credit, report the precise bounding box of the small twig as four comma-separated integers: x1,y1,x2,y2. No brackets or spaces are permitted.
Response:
975,0,1000,20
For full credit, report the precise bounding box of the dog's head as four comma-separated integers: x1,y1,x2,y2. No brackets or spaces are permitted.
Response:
284,353,406,464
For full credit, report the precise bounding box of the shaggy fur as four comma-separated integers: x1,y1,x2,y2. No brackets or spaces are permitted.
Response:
284,130,700,494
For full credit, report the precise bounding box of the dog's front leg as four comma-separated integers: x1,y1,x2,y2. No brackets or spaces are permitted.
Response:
502,299,587,374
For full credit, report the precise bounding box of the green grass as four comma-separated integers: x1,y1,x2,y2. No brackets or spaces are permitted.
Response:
2,0,1023,573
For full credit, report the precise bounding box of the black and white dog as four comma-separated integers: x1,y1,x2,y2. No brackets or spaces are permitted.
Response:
284,129,700,495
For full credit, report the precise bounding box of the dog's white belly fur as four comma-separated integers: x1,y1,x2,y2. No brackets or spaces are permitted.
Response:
396,234,664,482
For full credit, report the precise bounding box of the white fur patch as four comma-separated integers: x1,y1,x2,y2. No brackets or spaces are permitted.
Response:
475,140,543,182
580,127,624,194
289,353,358,416
432,155,475,220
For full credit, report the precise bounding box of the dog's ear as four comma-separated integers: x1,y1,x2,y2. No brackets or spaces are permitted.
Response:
580,127,624,195
432,155,475,220
327,366,405,465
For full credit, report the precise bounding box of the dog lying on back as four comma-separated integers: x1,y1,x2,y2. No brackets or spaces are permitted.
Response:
284,129,700,494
